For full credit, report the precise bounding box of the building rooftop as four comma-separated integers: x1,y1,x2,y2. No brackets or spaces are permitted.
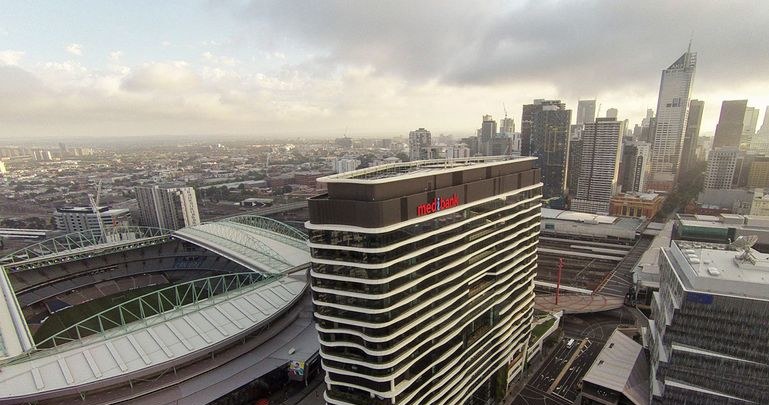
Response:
582,329,649,405
542,208,644,232
318,156,533,183
667,240,769,301
614,192,662,201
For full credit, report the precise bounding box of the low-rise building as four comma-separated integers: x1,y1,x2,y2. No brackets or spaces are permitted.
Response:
610,192,664,219
674,213,769,251
579,329,649,405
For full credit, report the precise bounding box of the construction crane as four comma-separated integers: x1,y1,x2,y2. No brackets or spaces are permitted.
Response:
88,180,107,243
502,102,508,119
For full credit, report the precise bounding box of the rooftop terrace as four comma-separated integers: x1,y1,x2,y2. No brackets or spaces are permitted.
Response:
318,156,533,183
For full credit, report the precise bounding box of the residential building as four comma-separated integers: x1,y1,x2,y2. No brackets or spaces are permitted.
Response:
307,157,542,405
334,158,361,173
523,99,571,198
408,128,432,161
53,206,132,234
703,148,739,190
679,99,704,174
572,118,623,214
648,48,697,192
713,100,748,149
0,160,6,174
650,240,769,404
609,192,664,219
135,186,200,230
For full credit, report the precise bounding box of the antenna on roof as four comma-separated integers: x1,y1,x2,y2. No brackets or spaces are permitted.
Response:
731,235,758,265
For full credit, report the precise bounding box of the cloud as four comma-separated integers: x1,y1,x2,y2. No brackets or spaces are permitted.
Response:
0,50,24,66
66,43,83,56
121,61,200,92
235,0,769,98
202,51,239,66
109,51,123,63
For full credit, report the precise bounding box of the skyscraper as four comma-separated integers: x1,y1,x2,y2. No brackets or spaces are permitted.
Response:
566,138,582,196
648,48,697,192
679,99,704,174
713,100,748,149
576,99,597,125
307,157,542,405
135,186,201,230
572,118,623,214
703,148,739,190
742,105,760,147
408,128,432,161
620,141,651,193
605,108,618,119
524,100,571,198
751,107,769,154
478,115,497,156
500,116,515,136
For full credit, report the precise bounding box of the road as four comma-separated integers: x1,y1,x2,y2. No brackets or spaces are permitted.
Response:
509,308,634,405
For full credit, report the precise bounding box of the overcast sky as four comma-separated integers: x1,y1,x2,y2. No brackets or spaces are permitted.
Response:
1,0,768,140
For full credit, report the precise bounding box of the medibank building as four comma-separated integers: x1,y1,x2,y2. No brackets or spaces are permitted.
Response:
307,157,542,405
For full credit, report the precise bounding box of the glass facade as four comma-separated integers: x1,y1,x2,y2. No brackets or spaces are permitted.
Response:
650,243,769,404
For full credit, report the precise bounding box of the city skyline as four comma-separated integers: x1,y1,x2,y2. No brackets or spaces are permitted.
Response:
1,1,769,139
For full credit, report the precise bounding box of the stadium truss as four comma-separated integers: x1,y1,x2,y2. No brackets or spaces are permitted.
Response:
0,226,173,273
0,216,314,404
34,271,275,350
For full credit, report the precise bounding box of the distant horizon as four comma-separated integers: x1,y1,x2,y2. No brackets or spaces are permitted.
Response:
2,1,768,139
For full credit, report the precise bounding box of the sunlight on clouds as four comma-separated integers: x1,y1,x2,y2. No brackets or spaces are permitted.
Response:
65,43,83,56
0,50,25,66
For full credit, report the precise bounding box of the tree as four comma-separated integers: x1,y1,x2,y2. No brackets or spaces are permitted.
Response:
395,152,409,162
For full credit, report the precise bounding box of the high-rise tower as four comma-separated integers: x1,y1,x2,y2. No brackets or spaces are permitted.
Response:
576,100,597,125
523,100,571,198
307,157,542,405
679,99,704,174
572,118,623,214
135,186,200,230
408,128,432,161
648,48,697,192
713,100,748,149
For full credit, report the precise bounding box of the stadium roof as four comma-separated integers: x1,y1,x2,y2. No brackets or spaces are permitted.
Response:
174,217,308,274
0,215,312,401
0,275,307,403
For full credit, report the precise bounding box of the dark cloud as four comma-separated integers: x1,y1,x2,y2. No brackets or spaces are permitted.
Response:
236,0,769,97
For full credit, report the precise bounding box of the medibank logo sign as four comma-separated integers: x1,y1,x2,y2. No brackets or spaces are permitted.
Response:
417,194,460,216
